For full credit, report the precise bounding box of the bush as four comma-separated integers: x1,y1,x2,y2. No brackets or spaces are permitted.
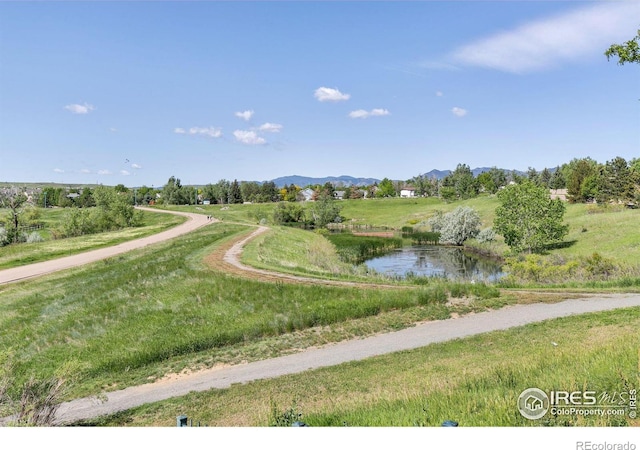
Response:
25,232,44,243
438,207,481,246
476,228,496,244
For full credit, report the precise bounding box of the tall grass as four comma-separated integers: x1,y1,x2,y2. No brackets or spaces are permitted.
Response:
81,308,640,427
0,223,497,399
0,209,185,269
326,233,403,264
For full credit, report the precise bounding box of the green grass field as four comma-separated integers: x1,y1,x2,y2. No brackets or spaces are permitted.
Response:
0,208,185,269
1,197,638,427
0,223,505,403
81,307,640,427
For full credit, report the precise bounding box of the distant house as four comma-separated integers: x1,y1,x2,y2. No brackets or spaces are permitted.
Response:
300,188,315,202
400,187,416,198
334,190,346,200
550,189,568,201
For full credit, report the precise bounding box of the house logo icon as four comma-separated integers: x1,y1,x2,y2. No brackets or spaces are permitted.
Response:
518,388,550,420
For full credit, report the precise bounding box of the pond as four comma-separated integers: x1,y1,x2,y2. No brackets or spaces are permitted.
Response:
364,245,505,282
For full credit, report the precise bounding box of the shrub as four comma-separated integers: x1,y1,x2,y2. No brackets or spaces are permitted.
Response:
25,232,44,243
438,207,481,246
476,228,496,244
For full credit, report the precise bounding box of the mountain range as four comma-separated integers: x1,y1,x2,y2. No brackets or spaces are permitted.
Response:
270,168,526,188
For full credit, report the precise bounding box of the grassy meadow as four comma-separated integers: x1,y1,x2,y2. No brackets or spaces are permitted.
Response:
170,196,640,287
82,307,640,427
1,196,639,427
0,208,185,269
0,222,507,404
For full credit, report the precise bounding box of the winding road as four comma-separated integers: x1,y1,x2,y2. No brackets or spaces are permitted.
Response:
1,208,639,425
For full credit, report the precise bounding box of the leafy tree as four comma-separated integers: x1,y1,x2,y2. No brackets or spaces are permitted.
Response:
0,188,27,244
605,29,640,65
494,181,568,253
564,157,599,203
437,206,481,246
161,176,188,205
259,181,281,203
308,193,342,228
36,187,62,208
441,164,479,199
376,178,396,198
240,181,261,203
273,202,305,225
77,188,95,208
410,174,436,197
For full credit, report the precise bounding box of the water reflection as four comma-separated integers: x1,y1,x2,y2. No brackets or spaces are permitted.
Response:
364,245,504,281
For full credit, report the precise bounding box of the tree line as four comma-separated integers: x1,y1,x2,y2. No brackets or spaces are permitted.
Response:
157,156,639,207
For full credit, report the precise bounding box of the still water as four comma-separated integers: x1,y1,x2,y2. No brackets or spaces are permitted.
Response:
364,245,504,281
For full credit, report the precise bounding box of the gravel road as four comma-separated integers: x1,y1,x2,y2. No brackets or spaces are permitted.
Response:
52,293,640,425
0,207,211,285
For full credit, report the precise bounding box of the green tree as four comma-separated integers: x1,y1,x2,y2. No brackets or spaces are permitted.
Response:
548,167,566,189
565,157,599,203
273,202,305,225
308,193,342,228
161,176,187,205
539,168,552,188
605,29,640,65
597,156,635,203
441,164,479,200
494,181,569,253
0,188,28,244
376,178,396,198
229,179,243,204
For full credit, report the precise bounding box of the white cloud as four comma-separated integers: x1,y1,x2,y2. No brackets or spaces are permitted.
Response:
436,91,444,97
109,127,117,133
98,169,112,175
235,110,255,121
120,170,131,176
450,2,640,73
314,87,350,102
348,108,390,119
80,169,91,174
131,163,142,169
188,127,222,138
53,168,64,173
451,107,468,118
258,123,283,133
233,130,266,145
175,126,222,138
64,103,95,114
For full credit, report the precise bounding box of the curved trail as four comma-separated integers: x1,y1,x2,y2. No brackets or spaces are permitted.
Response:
51,293,640,424
0,207,212,285
209,225,404,288
1,212,639,425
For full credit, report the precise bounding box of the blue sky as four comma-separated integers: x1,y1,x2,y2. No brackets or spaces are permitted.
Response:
1,1,638,187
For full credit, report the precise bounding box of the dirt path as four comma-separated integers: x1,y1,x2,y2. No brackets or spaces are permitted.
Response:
205,225,409,289
0,207,213,285
50,293,640,424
